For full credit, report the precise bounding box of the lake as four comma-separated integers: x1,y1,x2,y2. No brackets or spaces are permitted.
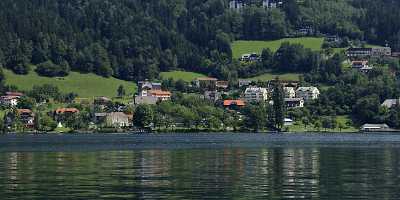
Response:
1,133,400,199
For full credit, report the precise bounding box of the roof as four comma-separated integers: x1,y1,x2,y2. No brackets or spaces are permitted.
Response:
196,77,218,81
6,92,24,97
284,98,304,102
17,109,32,114
224,100,246,106
347,47,372,51
361,124,389,129
149,90,171,96
55,108,79,114
296,87,319,93
352,60,368,65
284,118,294,123
108,112,130,118
245,87,268,93
1,95,20,100
95,113,108,117
382,99,399,108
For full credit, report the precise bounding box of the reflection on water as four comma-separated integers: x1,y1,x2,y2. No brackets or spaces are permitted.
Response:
1,147,400,199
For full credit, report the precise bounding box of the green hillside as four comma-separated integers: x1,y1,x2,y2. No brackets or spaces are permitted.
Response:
4,69,137,98
231,37,324,58
160,71,207,82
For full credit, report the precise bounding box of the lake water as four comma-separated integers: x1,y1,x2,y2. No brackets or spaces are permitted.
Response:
1,133,400,199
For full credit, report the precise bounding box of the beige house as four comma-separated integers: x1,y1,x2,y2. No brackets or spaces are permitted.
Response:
296,87,320,101
96,112,133,128
244,87,269,102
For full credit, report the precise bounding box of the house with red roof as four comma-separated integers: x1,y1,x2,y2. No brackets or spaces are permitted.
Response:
223,100,246,109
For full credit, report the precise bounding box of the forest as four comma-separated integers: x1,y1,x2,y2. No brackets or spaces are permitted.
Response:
1,0,400,82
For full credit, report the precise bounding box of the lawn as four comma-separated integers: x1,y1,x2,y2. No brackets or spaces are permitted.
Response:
4,69,137,98
231,37,324,58
160,71,207,82
246,72,301,81
286,115,358,133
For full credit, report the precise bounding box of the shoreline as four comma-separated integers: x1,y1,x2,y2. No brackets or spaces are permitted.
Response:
4,130,400,135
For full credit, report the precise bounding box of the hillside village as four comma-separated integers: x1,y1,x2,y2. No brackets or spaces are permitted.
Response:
1,0,400,133
2,38,400,133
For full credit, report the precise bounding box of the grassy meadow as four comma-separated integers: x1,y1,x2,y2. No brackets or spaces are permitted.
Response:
4,69,137,98
231,37,324,58
160,71,207,82
246,72,301,81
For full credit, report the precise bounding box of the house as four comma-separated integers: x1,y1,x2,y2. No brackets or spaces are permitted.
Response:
347,47,392,58
134,96,159,105
325,35,340,43
148,90,171,101
347,47,372,58
229,0,245,10
360,124,391,132
194,77,218,88
204,91,222,102
283,87,296,98
296,87,320,101
391,52,400,58
138,80,162,96
371,47,391,57
285,98,304,108
382,99,400,109
244,87,269,102
55,108,80,115
0,92,24,107
223,100,245,109
240,53,259,62
263,0,283,8
284,118,294,126
216,81,229,90
0,96,20,107
352,60,369,69
95,112,133,128
54,108,80,122
239,79,252,87
17,109,35,128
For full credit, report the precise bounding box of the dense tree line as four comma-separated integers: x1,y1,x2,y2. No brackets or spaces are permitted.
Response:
1,0,400,82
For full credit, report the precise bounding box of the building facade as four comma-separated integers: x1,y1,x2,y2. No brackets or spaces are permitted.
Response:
244,87,269,102
296,87,320,101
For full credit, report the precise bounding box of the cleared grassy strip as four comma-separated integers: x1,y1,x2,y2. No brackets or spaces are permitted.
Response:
246,72,301,81
160,71,207,82
231,37,324,58
4,69,137,98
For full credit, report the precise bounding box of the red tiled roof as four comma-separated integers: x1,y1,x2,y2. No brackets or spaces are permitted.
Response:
224,100,245,107
55,108,80,114
149,90,171,96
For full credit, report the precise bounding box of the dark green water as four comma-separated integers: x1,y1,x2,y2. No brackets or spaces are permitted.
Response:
1,133,400,199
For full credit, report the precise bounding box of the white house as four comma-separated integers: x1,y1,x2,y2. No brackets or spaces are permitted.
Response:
283,87,296,98
239,79,252,87
296,87,320,101
382,99,400,109
244,87,269,102
229,0,245,10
